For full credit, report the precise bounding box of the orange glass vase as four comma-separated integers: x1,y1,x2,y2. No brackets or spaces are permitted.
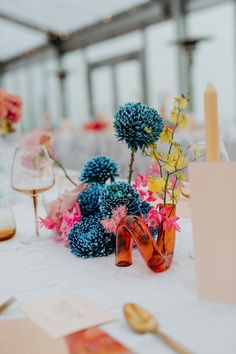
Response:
157,204,176,271
115,204,176,273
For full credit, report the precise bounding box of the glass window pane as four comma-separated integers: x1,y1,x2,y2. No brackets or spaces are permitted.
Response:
116,60,142,104
188,2,235,127
92,66,114,117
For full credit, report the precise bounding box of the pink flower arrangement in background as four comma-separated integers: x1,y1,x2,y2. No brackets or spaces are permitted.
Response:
21,128,55,158
0,89,22,133
40,185,86,246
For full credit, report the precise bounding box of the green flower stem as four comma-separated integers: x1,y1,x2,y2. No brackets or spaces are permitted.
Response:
128,149,135,184
163,171,169,206
53,158,79,187
163,109,181,205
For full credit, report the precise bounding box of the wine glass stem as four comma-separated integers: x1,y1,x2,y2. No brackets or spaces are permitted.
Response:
32,190,39,237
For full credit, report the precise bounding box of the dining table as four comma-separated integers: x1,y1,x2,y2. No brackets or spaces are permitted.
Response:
1,194,236,354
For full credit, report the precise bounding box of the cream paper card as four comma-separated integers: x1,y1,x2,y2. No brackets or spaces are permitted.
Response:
22,293,117,338
189,162,236,304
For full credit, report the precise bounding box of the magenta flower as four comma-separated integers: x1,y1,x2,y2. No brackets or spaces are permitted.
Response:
163,215,181,232
40,185,86,246
151,162,160,175
146,190,156,203
133,173,148,190
145,207,163,229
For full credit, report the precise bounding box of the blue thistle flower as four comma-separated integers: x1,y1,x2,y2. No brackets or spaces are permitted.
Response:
78,183,104,216
80,155,119,184
99,181,144,218
114,102,164,152
68,215,115,258
140,201,152,215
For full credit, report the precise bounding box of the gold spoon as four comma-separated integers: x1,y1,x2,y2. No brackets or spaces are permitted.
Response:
124,303,193,354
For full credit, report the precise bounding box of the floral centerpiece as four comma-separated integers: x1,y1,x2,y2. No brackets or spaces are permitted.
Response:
0,89,22,135
38,97,189,273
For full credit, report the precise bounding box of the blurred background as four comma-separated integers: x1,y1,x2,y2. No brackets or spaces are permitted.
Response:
1,0,236,174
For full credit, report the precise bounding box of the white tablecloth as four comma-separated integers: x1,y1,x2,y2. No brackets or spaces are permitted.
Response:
1,200,236,354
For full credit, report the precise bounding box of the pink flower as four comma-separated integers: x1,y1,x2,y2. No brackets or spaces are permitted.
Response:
21,128,55,158
145,207,163,229
40,185,86,245
163,216,181,232
146,190,156,203
133,173,148,190
142,203,181,233
151,162,160,175
0,89,22,123
101,205,127,234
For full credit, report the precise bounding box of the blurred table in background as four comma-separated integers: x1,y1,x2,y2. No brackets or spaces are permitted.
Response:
53,127,236,178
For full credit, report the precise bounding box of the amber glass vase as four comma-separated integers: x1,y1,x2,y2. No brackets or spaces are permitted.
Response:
156,204,176,271
115,204,176,273
116,215,165,272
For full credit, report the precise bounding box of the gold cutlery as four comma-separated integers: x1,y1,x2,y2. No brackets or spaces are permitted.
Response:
124,303,193,354
0,297,17,314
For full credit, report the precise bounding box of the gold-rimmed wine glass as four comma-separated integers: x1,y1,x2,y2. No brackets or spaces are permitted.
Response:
11,145,55,237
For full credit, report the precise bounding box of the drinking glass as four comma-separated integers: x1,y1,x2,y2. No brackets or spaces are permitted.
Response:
183,140,229,190
11,145,55,237
0,197,16,241
186,140,229,164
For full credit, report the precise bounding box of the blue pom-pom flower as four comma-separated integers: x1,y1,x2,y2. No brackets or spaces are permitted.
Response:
80,155,119,184
140,201,152,215
68,214,115,258
114,102,163,152
99,181,144,218
78,183,104,216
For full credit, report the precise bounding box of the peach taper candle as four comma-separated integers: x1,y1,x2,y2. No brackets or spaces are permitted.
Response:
204,83,220,161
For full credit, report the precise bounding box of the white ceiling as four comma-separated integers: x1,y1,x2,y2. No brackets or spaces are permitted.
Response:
0,0,148,61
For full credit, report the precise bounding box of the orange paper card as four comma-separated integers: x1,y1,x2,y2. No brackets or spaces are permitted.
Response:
189,162,236,304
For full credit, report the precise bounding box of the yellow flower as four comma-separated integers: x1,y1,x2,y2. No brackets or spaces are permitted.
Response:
148,177,166,193
150,150,162,162
178,114,189,128
160,126,172,144
176,172,186,181
164,152,177,173
170,110,179,123
176,156,188,170
175,96,188,110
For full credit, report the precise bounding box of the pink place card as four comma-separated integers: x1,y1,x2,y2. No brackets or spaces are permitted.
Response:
189,162,236,304
0,319,132,354
22,294,117,338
